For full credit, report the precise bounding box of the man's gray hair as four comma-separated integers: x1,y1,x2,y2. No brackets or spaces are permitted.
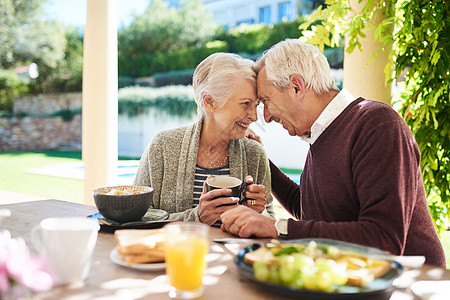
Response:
253,39,338,94
193,52,256,118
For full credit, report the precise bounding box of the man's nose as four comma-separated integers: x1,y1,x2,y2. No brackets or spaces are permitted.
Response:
263,105,272,123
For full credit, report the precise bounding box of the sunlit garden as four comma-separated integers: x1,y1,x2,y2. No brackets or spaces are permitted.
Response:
1,0,448,270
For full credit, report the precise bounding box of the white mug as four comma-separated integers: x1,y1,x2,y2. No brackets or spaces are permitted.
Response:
31,217,100,285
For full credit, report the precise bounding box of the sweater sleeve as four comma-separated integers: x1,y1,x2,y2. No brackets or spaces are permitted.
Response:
258,147,275,219
166,206,201,222
269,160,301,220
133,133,165,210
286,112,421,256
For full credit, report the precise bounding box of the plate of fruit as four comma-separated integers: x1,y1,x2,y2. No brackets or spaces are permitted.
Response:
235,238,402,299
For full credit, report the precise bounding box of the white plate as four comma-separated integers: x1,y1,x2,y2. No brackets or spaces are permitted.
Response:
109,249,166,271
410,280,450,300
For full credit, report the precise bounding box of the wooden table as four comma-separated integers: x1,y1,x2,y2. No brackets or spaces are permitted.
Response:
1,200,449,300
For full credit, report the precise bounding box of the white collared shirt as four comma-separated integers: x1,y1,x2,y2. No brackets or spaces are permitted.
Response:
301,89,357,145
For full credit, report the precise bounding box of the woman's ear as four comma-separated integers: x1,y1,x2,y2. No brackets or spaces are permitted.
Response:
290,74,306,100
203,94,215,112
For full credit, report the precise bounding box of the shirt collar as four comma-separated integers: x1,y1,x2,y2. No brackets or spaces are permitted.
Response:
301,89,357,144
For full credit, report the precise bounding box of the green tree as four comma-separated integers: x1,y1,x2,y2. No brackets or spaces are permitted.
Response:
0,0,66,70
118,0,217,59
30,26,84,93
299,0,449,232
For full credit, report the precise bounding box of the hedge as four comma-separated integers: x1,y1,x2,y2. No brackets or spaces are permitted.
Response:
0,70,28,113
118,41,228,77
118,85,196,117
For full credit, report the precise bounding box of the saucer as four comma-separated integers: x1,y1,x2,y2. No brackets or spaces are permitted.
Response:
110,249,166,271
87,209,170,230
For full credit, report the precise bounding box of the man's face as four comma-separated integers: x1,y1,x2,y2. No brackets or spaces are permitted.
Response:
256,67,299,136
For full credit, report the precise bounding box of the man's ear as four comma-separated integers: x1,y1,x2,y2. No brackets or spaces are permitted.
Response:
290,74,306,100
203,94,215,112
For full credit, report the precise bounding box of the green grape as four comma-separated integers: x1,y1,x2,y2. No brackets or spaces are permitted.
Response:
315,271,333,292
290,276,304,289
329,263,348,285
292,253,315,270
301,268,317,290
279,265,296,284
315,258,337,272
279,254,295,268
268,265,280,284
253,261,270,282
325,245,340,258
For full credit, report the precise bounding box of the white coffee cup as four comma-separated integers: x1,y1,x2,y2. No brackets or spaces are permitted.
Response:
31,217,100,285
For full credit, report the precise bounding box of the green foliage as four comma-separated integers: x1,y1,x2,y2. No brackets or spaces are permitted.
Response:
119,42,228,77
118,85,196,117
299,0,450,233
224,24,272,54
50,108,82,122
217,19,308,55
118,18,329,78
30,26,84,93
154,69,195,87
394,0,450,233
0,0,66,70
0,0,81,94
0,0,46,68
118,77,136,89
0,69,28,112
118,0,217,69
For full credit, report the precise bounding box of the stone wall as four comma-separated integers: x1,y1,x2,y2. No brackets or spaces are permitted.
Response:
13,92,81,115
0,93,82,151
0,115,81,151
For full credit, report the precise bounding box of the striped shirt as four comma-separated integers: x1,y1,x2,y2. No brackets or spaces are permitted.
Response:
193,164,230,227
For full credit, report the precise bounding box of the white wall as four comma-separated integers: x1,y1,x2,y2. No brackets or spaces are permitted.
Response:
250,106,308,171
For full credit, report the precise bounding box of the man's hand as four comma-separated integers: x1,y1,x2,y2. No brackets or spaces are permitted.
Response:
245,128,263,146
220,205,277,238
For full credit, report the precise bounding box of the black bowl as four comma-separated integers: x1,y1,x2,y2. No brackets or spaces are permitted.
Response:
92,185,153,223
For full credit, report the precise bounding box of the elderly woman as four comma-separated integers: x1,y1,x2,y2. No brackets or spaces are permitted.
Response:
133,52,275,226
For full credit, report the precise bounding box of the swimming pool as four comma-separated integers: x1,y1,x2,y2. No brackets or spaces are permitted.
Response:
27,161,301,185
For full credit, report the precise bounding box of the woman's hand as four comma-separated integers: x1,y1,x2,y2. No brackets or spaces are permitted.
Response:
243,175,266,214
197,178,239,225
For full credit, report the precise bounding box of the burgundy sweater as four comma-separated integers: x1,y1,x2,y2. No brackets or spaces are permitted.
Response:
271,98,446,267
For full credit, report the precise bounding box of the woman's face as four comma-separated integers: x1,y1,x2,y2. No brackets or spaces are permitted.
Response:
211,79,259,141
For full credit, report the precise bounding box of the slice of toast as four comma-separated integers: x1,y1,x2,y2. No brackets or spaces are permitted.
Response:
243,246,276,266
114,228,165,264
119,249,165,264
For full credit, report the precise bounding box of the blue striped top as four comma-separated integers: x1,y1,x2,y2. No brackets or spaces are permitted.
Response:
193,164,230,228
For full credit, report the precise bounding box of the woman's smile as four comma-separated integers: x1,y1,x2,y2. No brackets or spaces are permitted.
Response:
236,121,250,130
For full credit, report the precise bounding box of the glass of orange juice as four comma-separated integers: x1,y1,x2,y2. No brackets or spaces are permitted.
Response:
164,222,209,299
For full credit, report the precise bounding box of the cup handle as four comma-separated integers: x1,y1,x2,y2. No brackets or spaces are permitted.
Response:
238,181,251,205
31,225,45,254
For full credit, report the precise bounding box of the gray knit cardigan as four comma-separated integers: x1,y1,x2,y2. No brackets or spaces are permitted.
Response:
133,119,275,222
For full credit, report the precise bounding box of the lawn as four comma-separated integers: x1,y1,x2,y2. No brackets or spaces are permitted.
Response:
1,150,449,268
0,151,84,203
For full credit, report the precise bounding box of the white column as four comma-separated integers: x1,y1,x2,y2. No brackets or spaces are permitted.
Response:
82,0,118,205
343,0,393,104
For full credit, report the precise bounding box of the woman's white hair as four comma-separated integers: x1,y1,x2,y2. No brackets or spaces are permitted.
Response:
253,39,338,94
193,52,256,118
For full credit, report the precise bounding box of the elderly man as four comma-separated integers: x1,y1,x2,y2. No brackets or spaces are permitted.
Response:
220,39,446,267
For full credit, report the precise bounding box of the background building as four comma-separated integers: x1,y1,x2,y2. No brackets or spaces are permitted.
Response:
169,0,315,29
